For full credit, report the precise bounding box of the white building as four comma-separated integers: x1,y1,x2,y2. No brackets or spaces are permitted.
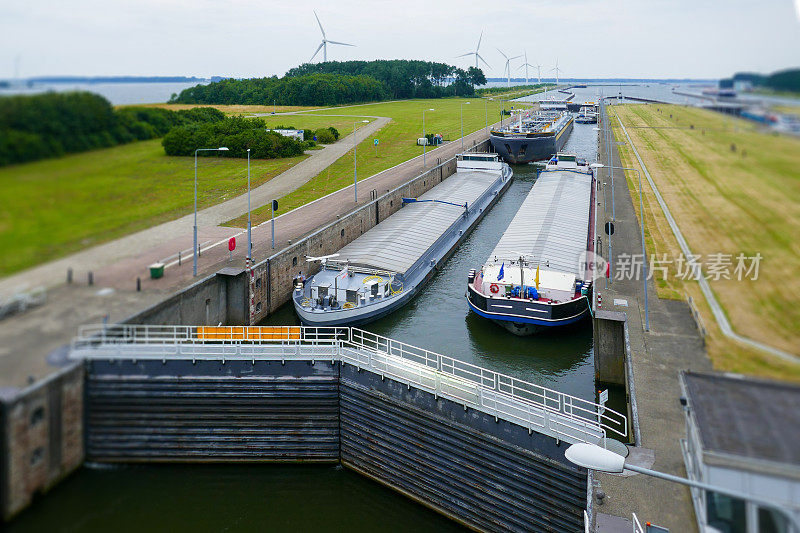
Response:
267,129,304,141
680,371,800,533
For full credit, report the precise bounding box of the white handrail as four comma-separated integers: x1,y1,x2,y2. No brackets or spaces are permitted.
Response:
70,324,628,443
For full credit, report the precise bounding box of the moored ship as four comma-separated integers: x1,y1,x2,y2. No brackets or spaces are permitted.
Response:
294,153,512,326
489,110,573,164
466,153,597,335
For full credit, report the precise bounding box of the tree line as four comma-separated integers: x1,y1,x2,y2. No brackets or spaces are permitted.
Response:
723,68,800,93
170,73,389,106
169,60,488,106
0,92,225,166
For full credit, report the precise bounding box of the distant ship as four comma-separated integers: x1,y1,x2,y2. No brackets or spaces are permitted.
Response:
489,110,573,164
575,106,598,124
466,153,596,335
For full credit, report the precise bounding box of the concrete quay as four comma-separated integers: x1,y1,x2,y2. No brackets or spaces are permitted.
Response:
590,103,711,531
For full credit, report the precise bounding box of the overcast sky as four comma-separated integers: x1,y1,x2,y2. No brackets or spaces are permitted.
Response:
2,0,799,80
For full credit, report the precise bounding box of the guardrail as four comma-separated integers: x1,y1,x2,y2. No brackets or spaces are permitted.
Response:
70,324,628,445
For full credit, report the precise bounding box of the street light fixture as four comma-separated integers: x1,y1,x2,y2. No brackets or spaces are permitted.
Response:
246,148,252,264
565,442,800,531
461,101,471,150
422,108,435,167
193,147,229,277
591,162,648,331
353,120,370,202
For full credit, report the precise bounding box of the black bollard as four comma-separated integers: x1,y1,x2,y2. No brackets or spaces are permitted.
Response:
136,277,141,292
178,251,182,266
67,268,73,284
88,271,93,286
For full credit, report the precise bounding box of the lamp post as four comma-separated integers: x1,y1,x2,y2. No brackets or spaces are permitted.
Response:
422,108,434,167
193,147,228,277
591,162,649,331
484,98,489,134
460,101,470,150
353,119,369,202
246,148,252,263
565,442,800,532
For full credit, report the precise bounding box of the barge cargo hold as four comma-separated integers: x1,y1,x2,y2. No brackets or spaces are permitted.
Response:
467,153,596,335
293,153,512,326
489,110,573,164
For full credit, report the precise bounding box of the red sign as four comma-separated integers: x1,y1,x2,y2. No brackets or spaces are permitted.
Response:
228,237,236,251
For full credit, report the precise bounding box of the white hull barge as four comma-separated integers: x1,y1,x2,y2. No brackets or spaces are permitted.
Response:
294,154,513,326
467,153,597,335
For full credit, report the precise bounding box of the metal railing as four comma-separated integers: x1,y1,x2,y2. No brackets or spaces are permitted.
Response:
70,324,628,444
348,328,627,441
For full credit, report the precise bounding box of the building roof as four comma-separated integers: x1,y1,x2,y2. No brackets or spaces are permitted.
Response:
488,169,592,278
337,169,500,275
682,371,800,467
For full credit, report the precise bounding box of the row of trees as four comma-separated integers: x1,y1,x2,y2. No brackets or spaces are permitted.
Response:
170,73,389,106
0,92,225,166
723,68,800,93
170,60,488,106
162,117,310,159
285,60,487,99
476,83,550,96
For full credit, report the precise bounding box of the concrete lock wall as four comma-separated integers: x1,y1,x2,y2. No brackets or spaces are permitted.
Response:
593,310,627,386
79,357,586,532
124,267,248,327
250,142,490,323
0,362,84,520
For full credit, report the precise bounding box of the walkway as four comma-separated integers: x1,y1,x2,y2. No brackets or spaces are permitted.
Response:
592,103,711,531
0,117,388,301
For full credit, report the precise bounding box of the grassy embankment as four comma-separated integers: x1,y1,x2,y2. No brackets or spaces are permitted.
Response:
226,97,529,226
0,116,373,276
610,104,800,381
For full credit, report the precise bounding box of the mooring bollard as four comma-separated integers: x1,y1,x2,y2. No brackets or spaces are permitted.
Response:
88,271,93,286
67,268,73,284
136,277,141,292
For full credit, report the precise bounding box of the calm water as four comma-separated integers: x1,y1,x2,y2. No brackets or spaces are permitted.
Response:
0,81,206,105
9,98,606,533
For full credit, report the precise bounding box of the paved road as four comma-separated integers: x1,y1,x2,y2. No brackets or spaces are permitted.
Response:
0,117,388,300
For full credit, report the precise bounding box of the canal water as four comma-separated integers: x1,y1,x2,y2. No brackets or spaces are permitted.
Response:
8,111,603,533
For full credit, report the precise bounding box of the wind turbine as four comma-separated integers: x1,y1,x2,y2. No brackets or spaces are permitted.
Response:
310,11,354,63
456,30,490,70
550,58,564,86
535,63,543,84
517,50,536,85
496,48,522,88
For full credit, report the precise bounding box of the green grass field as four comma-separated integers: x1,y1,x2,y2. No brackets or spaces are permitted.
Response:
612,104,800,380
0,140,309,275
226,97,522,226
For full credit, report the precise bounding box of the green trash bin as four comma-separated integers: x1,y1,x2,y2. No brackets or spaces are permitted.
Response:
149,263,165,279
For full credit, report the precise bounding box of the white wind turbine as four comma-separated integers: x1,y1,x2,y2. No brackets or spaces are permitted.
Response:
535,63,543,84
496,48,522,88
517,50,536,85
310,11,354,63
550,58,564,86
456,30,491,70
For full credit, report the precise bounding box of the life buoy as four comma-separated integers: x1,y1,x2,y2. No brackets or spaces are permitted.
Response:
489,284,500,294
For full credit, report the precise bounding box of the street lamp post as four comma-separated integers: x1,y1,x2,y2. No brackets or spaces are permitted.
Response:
353,120,369,202
193,147,229,277
565,442,800,532
484,98,489,134
591,162,649,331
246,148,252,262
460,101,470,150
422,108,434,167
